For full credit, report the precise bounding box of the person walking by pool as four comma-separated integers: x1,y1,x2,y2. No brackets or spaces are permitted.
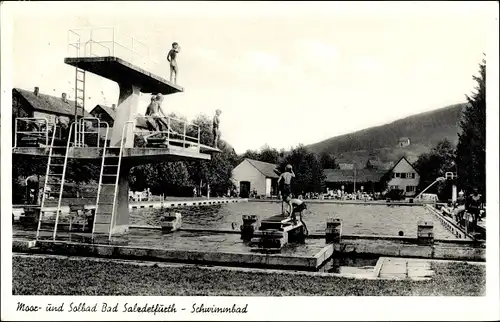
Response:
278,164,295,216
212,109,222,149
466,187,483,233
167,42,180,84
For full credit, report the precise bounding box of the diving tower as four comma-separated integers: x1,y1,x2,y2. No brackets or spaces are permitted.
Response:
12,27,219,241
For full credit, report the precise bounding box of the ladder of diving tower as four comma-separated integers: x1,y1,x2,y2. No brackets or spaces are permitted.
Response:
36,123,74,240
74,67,86,146
92,121,135,241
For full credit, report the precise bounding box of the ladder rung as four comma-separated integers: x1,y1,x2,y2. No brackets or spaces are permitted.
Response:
77,88,84,92
102,174,116,176
97,203,114,205
101,183,116,186
50,164,64,167
38,228,55,232
103,164,118,167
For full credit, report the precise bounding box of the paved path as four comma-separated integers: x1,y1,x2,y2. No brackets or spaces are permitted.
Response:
373,257,484,281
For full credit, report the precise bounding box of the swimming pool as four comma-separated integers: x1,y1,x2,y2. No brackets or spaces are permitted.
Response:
130,201,455,239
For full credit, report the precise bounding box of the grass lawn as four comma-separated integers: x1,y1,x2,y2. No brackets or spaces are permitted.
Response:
12,256,485,296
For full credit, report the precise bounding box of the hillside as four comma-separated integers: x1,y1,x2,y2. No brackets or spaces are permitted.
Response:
307,103,466,164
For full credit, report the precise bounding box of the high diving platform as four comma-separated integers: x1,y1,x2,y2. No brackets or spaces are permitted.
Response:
12,26,221,242
64,56,183,95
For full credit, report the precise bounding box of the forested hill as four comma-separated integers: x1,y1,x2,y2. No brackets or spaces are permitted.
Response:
306,103,466,164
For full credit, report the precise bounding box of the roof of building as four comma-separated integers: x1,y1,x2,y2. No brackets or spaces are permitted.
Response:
91,104,116,120
366,159,395,170
14,88,91,117
245,158,280,178
324,168,388,183
388,156,419,174
90,104,149,128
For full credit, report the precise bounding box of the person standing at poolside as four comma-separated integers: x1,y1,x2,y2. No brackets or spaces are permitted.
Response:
167,42,180,84
212,109,222,149
466,187,483,233
277,164,295,216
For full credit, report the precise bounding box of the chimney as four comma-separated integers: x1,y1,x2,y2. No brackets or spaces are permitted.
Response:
34,87,39,96
111,104,116,111
62,93,67,103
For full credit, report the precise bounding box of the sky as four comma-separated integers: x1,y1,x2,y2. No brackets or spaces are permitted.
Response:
5,1,494,154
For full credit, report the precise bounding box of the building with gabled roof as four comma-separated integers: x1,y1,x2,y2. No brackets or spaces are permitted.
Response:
231,158,280,198
13,87,91,123
386,156,420,196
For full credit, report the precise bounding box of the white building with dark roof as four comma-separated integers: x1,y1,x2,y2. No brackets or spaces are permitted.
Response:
231,158,280,198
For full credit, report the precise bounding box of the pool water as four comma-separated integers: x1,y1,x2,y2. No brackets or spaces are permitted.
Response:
130,201,455,239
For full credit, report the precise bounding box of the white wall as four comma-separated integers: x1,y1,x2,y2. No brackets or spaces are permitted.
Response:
387,158,420,196
231,159,267,195
265,178,272,197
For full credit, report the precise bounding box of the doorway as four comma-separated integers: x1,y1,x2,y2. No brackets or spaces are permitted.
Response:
240,181,250,198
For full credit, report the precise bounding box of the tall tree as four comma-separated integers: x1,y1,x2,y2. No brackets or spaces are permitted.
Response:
278,144,325,194
258,145,280,164
414,139,456,199
456,57,486,195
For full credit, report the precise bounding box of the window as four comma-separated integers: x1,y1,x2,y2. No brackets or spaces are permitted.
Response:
406,186,416,192
394,173,401,178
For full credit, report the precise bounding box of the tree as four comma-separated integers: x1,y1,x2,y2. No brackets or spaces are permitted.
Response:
414,139,456,199
456,57,486,195
278,145,325,194
319,152,336,169
257,145,280,164
240,149,260,161
187,114,240,196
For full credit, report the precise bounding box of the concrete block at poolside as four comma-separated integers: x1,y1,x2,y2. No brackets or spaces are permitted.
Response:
12,239,37,252
326,218,342,243
241,214,260,241
242,214,259,222
417,220,434,244
161,212,182,233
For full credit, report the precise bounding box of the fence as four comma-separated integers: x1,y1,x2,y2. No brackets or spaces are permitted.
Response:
134,115,201,151
67,26,161,73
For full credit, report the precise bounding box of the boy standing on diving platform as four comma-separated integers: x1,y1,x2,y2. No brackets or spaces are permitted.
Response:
167,42,180,84
212,109,222,149
277,164,295,216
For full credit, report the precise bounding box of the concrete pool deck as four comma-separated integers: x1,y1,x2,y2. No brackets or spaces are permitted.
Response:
12,237,334,271
12,221,485,274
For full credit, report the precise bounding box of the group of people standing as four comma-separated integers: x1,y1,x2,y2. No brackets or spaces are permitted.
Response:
453,187,484,234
